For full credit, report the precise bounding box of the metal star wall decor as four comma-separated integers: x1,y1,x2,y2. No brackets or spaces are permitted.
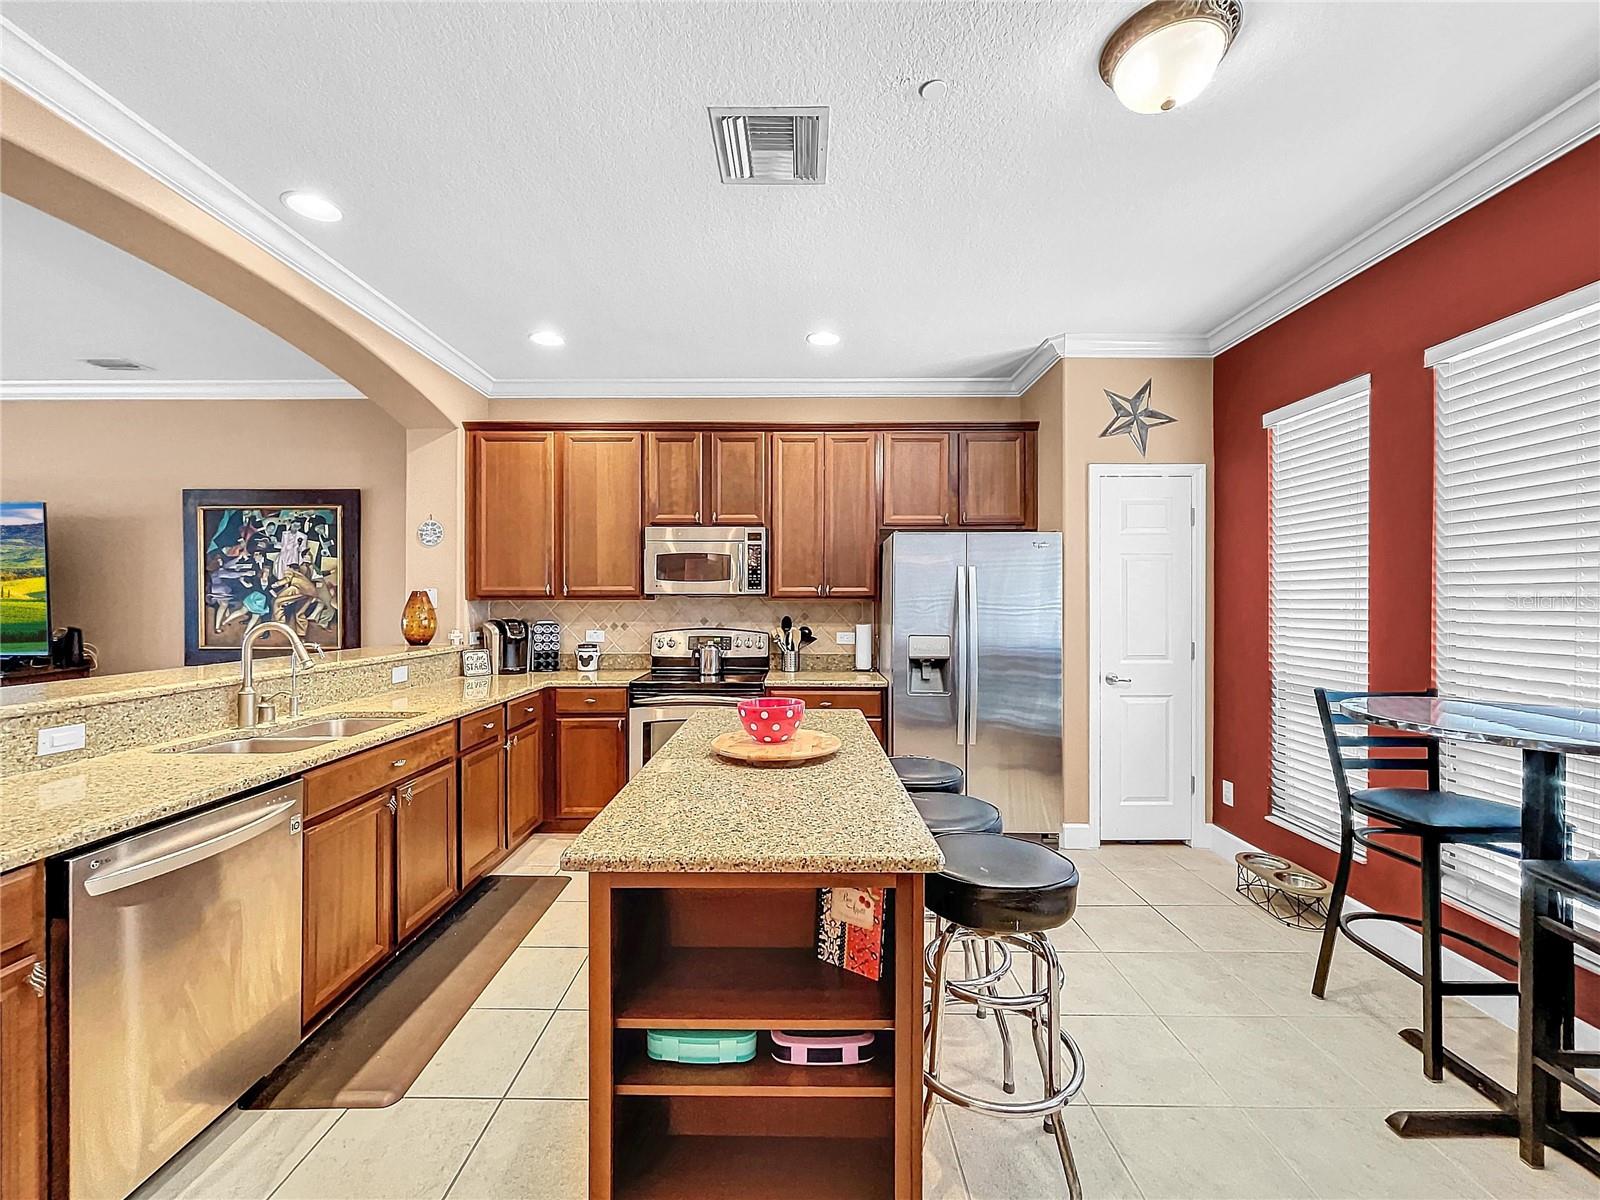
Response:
1099,378,1176,456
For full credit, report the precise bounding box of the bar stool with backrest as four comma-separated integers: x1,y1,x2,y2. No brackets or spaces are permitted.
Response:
1518,858,1600,1175
890,755,965,794
1313,688,1522,1079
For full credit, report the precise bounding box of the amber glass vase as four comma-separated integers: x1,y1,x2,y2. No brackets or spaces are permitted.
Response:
401,590,437,646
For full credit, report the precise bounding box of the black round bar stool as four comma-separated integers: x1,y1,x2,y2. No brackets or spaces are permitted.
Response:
891,754,965,793
913,793,1002,835
923,833,1086,1200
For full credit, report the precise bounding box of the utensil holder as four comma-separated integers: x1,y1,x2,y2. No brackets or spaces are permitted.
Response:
779,648,800,672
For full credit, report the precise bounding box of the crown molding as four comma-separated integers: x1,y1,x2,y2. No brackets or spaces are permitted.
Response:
0,18,496,396
0,379,365,401
487,376,1032,400
1207,82,1600,355
1006,336,1066,394
1057,336,1213,359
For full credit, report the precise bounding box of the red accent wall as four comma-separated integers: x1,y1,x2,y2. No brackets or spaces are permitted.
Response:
1212,140,1600,1018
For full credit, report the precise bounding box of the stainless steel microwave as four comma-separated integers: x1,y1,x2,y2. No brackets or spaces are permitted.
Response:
643,526,766,596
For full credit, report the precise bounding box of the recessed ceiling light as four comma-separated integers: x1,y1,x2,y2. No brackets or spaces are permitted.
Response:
806,331,841,347
1099,0,1243,114
918,79,949,101
280,190,343,222
528,330,566,348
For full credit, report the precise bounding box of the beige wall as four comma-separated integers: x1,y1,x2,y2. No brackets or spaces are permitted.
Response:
1028,358,1214,829
0,398,409,675
489,395,1024,424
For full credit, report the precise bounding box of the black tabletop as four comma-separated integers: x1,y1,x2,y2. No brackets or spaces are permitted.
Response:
1336,695,1600,757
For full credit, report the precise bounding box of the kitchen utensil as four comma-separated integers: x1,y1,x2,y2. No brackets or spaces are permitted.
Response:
737,696,805,742
799,625,815,648
711,728,841,765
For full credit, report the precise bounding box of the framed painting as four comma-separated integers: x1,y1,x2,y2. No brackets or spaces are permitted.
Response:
182,489,361,665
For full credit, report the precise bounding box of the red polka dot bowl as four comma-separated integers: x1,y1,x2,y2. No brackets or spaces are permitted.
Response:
737,696,806,744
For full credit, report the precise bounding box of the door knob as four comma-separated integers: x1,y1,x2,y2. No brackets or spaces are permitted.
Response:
1104,673,1133,685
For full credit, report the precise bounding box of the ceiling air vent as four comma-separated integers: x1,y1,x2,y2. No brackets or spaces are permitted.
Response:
709,107,828,185
82,357,153,371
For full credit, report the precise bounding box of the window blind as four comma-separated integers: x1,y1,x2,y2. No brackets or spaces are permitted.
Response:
1432,288,1600,925
1268,379,1371,848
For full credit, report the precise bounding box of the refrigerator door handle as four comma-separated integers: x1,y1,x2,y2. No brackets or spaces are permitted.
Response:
954,564,967,747
966,565,980,745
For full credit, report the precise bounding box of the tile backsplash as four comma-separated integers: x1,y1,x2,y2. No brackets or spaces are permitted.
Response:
472,598,873,663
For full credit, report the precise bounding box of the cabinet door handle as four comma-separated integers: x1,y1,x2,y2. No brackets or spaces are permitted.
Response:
584,697,597,705
387,795,399,814
525,705,538,713
819,701,834,708
28,962,45,997
483,721,497,729
400,785,413,806
391,758,407,769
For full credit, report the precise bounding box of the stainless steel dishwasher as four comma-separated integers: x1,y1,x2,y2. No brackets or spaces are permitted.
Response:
65,780,304,1200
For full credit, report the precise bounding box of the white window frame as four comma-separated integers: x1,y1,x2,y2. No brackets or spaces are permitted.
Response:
1429,282,1600,930
1265,375,1372,853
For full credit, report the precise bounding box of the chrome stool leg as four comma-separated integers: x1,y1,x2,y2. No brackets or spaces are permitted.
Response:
985,940,1017,1094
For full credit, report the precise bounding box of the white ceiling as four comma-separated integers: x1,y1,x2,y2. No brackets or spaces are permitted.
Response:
0,196,350,393
2,1,1597,395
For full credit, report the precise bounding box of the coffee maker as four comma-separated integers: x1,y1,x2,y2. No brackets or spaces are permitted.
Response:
480,618,531,673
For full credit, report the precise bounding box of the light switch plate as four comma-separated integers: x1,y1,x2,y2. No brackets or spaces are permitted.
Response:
835,630,856,645
585,629,606,643
37,723,86,756
1221,779,1235,807
391,665,409,684
424,587,438,605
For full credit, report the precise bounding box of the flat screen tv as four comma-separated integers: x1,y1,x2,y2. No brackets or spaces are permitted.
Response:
0,502,50,662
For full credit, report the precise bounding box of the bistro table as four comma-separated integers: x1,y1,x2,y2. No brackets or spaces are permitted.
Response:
1336,695,1600,1158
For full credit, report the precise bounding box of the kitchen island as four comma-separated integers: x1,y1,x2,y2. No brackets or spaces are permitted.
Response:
562,709,941,1200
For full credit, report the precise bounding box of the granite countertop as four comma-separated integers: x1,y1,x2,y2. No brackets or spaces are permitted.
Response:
561,709,942,875
0,670,641,871
765,670,889,689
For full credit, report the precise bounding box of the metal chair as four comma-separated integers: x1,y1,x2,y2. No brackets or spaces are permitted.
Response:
1518,858,1600,1175
1312,687,1521,1079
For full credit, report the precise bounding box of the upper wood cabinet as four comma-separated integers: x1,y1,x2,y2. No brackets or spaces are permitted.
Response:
882,431,954,528
770,432,880,597
958,430,1035,527
468,430,557,598
645,431,703,525
561,431,644,597
706,431,766,525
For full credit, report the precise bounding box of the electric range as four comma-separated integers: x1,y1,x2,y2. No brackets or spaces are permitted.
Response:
627,627,769,773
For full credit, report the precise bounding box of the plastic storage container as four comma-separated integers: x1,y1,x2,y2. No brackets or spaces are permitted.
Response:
770,1030,877,1065
646,1029,758,1064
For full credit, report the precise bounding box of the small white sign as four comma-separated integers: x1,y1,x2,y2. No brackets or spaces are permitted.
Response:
585,629,606,643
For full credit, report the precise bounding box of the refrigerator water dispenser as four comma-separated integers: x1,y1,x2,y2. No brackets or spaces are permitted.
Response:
906,635,952,695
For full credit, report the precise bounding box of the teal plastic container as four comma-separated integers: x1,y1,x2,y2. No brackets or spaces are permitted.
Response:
646,1029,758,1064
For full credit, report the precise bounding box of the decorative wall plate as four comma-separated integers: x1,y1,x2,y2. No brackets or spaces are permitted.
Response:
416,515,444,547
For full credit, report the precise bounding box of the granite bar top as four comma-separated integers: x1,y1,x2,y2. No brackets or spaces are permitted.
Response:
561,709,942,875
765,670,889,689
0,670,641,871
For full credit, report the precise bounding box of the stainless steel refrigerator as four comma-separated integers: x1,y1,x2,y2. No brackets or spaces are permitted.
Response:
879,532,1063,834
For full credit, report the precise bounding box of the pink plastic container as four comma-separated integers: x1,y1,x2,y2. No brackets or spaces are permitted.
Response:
736,696,805,744
770,1030,877,1066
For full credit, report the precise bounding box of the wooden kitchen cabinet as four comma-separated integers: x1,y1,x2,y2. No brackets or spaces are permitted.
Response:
303,793,394,1025
958,430,1034,527
1,864,46,1200
770,432,826,597
394,762,458,943
645,431,703,525
881,431,954,527
561,431,644,597
468,429,558,598
554,715,627,823
459,736,507,888
706,430,766,524
822,432,880,597
506,717,545,845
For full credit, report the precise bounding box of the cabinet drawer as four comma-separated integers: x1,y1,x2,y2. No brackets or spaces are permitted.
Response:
458,706,507,751
507,693,545,731
303,725,455,822
554,688,627,715
781,689,884,717
0,864,42,958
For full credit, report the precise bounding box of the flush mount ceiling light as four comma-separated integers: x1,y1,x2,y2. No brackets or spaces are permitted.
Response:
280,190,343,222
528,330,566,348
806,331,841,347
1098,0,1243,114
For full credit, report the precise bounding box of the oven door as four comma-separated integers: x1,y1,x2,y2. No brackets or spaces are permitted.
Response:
644,536,747,595
628,698,744,775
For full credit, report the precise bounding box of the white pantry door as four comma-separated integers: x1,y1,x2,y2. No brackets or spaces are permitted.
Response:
1094,472,1198,842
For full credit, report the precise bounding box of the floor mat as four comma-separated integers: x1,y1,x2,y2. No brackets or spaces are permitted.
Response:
248,873,570,1108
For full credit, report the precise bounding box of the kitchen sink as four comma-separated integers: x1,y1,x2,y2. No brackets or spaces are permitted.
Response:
185,737,339,755
275,717,408,738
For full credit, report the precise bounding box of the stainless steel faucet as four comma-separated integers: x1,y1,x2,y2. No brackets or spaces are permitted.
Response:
236,622,316,728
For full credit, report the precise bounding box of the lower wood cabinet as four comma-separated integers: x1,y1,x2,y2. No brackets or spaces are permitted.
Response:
459,738,507,888
1,864,46,1200
302,793,394,1025
506,718,545,844
394,762,459,942
554,715,627,823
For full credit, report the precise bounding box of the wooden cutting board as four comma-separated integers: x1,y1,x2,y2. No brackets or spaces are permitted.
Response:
711,729,842,766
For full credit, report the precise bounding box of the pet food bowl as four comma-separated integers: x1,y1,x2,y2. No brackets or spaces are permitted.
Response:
737,697,805,744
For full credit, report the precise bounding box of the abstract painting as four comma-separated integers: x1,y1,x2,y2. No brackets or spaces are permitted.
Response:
182,489,361,665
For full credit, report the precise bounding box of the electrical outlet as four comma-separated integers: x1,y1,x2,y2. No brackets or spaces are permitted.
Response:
37,723,86,756
1221,779,1235,807
424,587,438,606
391,665,409,685
835,630,855,645
585,629,606,643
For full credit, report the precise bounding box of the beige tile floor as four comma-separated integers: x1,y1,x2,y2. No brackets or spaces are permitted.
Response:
133,838,1598,1200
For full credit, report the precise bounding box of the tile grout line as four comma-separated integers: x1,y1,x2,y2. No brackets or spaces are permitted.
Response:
265,1108,348,1200
1079,1103,1148,1200
439,1098,502,1200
